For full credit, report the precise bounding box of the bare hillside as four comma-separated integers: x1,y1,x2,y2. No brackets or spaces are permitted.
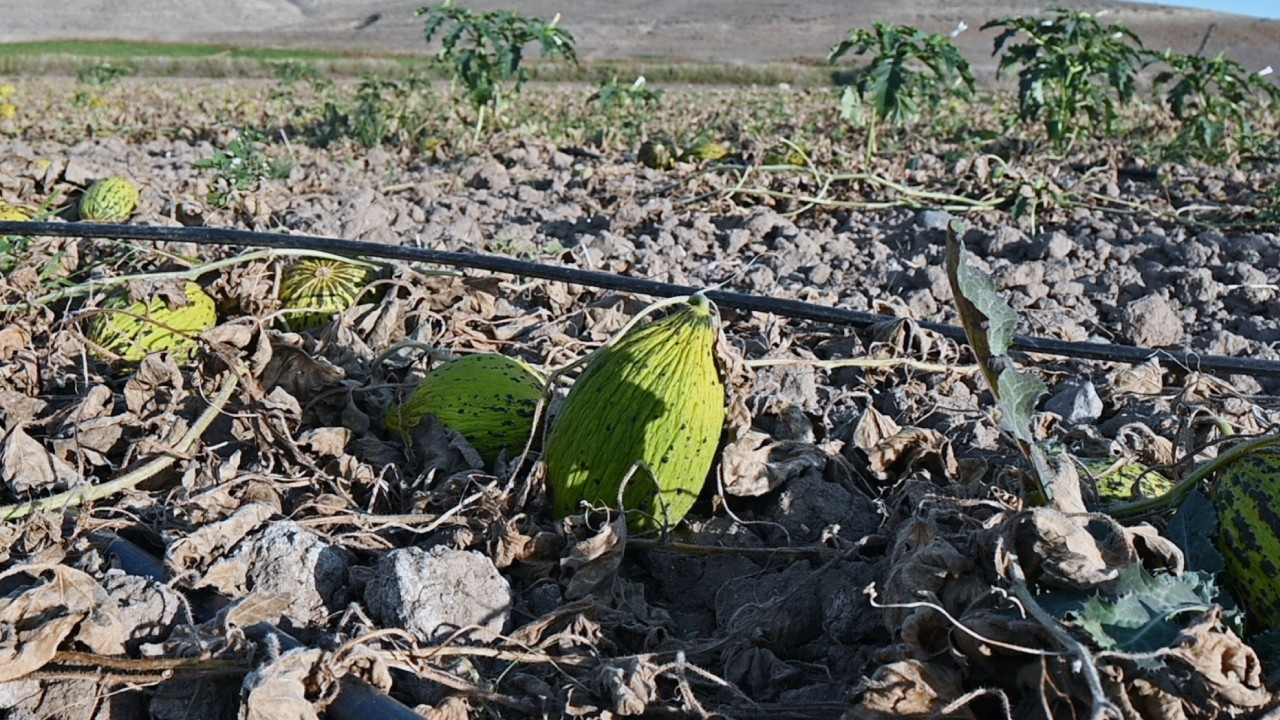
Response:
3,1,1279,75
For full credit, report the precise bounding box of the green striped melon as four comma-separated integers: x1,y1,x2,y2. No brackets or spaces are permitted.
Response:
545,294,726,531
1076,456,1174,504
1213,449,1280,631
90,281,217,362
386,353,544,466
79,177,140,222
278,258,376,331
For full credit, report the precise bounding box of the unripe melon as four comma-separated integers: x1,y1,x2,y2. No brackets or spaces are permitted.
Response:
1213,449,1280,630
386,353,545,466
278,258,377,331
545,294,726,531
79,177,140,222
89,281,217,362
1076,456,1174,504
638,137,677,170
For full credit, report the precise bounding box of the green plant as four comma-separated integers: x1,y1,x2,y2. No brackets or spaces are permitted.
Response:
1149,50,1280,163
588,75,661,111
307,75,445,151
416,0,577,137
268,59,328,88
193,130,292,209
983,8,1143,152
828,22,974,157
76,61,132,86
582,75,662,146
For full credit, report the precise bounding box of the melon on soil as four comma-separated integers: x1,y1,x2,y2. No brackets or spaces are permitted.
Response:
1213,448,1280,631
545,294,726,532
278,258,377,331
386,353,545,466
80,176,140,223
90,281,217,362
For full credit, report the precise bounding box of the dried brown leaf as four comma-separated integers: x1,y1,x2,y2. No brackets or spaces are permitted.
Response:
164,502,274,587
852,406,902,454
123,353,185,417
562,515,626,600
0,390,47,432
0,564,126,682
2,425,78,494
1004,508,1134,592
241,647,325,720
865,426,958,480
851,660,968,719
594,656,657,716
298,426,351,459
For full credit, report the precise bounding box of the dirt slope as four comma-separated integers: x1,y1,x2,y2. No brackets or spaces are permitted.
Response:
4,1,1279,75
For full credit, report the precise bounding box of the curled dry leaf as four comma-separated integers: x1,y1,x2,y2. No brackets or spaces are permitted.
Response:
2,425,78,494
594,656,658,716
881,516,990,653
850,659,967,720
123,352,186,418
562,515,626,600
719,429,830,497
863,425,959,481
165,502,274,585
241,647,327,720
1106,608,1269,720
1002,508,1138,592
0,564,126,682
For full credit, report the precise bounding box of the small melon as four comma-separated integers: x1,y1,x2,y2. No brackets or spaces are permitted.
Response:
278,258,377,331
386,353,545,466
80,176,140,222
545,294,726,531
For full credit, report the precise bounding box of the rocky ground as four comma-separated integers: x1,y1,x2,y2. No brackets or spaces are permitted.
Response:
0,72,1278,719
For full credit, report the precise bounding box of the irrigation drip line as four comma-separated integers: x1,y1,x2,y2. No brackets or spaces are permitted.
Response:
5,220,1280,379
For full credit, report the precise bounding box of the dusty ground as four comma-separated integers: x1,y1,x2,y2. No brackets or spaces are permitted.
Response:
4,0,1280,77
0,33,1279,720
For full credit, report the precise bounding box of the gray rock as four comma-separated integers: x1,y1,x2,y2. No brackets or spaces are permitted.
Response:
364,546,511,642
1122,294,1185,347
916,209,954,230
1044,381,1103,425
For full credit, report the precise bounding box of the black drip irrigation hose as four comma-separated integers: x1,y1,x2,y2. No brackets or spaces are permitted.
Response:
93,533,423,720
5,220,1280,379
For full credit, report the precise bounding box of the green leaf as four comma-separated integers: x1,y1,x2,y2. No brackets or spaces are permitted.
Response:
1166,488,1225,574
997,367,1047,445
1065,565,1220,657
953,244,1018,356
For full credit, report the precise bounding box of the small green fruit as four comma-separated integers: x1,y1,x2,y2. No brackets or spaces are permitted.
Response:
638,137,677,170
80,177,140,222
763,143,810,167
386,353,545,465
545,294,726,531
682,139,731,162
0,204,30,221
1077,456,1174,504
89,281,217,362
278,258,377,331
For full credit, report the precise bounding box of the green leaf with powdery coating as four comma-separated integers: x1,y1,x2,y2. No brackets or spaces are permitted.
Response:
1068,565,1219,656
997,367,1046,445
1166,488,1225,575
953,242,1018,356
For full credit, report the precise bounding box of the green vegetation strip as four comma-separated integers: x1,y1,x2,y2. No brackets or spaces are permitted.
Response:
4,220,1280,380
